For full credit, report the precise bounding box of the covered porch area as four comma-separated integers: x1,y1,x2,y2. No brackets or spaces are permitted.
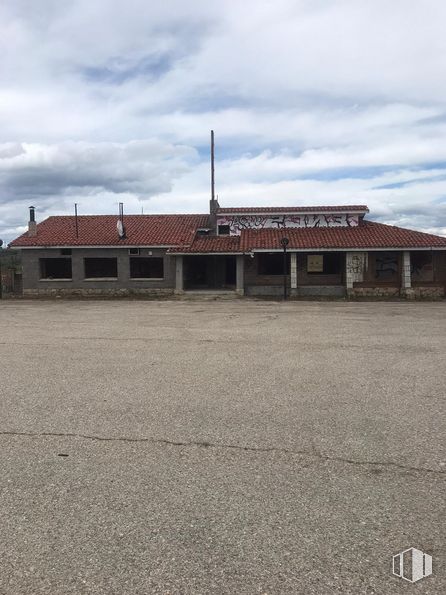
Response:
175,254,244,294
244,251,347,297
184,255,236,290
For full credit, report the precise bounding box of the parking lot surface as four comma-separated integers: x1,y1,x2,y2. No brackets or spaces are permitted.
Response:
0,299,444,594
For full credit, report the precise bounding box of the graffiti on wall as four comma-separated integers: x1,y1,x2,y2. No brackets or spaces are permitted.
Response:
375,253,398,279
346,252,367,282
217,213,360,235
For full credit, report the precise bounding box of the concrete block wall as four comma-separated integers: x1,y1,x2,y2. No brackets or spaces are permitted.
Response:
351,287,401,298
296,253,344,286
350,286,444,299
244,253,343,295
21,248,176,296
17,248,446,299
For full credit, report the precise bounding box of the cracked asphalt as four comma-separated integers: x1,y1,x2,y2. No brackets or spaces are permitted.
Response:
0,299,445,594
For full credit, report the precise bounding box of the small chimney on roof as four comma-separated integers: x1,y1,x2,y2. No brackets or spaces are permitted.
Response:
117,202,126,239
28,206,37,237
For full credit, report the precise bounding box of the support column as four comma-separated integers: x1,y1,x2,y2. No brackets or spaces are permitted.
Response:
175,255,184,293
345,252,354,293
402,251,411,289
401,251,413,298
346,251,368,297
290,253,297,290
236,255,244,295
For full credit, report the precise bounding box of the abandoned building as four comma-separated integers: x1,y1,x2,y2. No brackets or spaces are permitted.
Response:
9,199,446,299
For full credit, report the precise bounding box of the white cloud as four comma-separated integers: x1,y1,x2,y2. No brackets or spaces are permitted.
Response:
0,140,197,239
1,0,446,243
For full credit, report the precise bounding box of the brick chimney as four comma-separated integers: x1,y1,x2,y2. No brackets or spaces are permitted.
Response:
28,206,37,237
209,195,220,233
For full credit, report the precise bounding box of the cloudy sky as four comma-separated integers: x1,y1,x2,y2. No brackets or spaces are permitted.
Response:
1,0,446,244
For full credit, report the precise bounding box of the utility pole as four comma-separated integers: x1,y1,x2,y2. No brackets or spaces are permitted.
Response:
211,130,215,203
74,203,79,238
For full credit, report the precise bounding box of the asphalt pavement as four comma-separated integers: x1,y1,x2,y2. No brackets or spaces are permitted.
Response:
0,299,444,594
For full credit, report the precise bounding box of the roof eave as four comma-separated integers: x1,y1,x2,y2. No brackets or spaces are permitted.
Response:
12,244,178,249
249,246,446,252
168,251,247,255
219,209,369,216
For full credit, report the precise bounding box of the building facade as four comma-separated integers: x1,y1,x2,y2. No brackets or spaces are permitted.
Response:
9,202,446,299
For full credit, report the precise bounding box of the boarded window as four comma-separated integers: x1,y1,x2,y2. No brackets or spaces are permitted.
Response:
374,252,398,280
40,258,72,279
411,252,433,282
258,253,290,275
307,254,323,273
84,258,117,278
307,253,342,274
130,257,164,279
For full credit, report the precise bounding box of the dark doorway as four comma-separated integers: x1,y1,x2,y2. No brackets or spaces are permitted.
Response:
184,255,236,290
225,256,236,285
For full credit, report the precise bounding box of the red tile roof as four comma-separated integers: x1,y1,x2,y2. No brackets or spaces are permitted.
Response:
218,205,369,214
168,235,241,254
9,213,446,252
10,214,209,247
240,221,446,251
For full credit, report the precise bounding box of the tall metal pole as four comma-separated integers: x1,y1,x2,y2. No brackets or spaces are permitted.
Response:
74,203,79,238
211,130,215,203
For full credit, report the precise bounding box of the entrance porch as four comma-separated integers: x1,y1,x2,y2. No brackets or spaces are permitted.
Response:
175,255,244,294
